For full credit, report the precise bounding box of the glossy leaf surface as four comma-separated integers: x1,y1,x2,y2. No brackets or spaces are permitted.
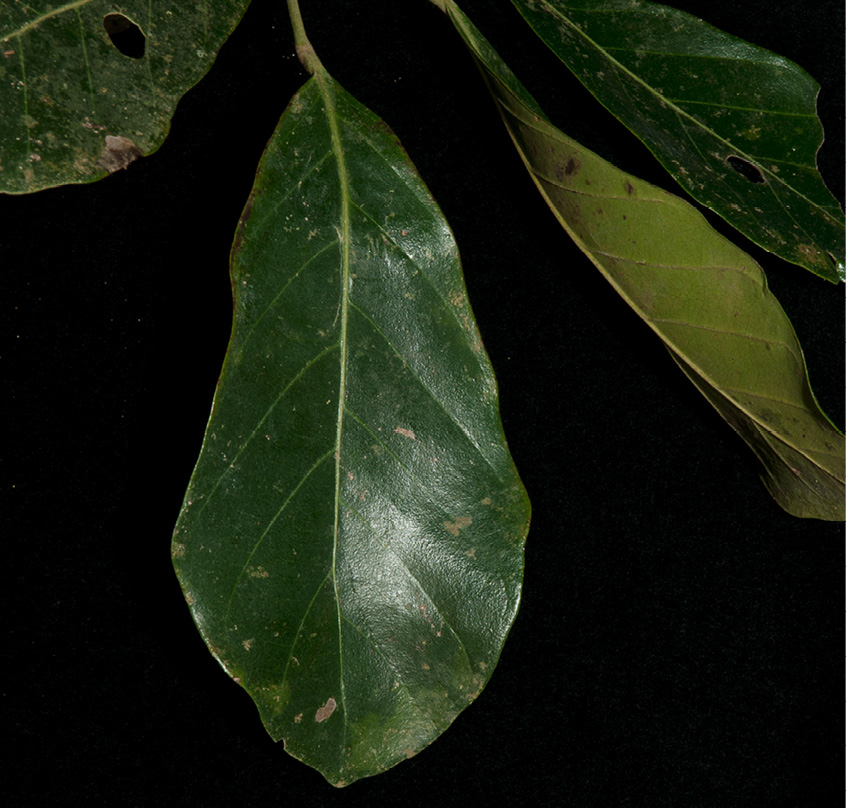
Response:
172,68,530,785
442,0,844,519
0,0,251,193
509,0,845,281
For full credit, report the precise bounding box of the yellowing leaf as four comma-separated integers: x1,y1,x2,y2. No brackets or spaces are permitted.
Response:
442,0,844,519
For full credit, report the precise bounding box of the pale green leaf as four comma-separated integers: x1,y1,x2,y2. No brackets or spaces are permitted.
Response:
441,0,845,519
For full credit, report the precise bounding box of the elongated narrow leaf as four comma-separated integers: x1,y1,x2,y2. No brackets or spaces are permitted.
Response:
441,0,844,519
171,68,530,785
508,0,845,281
0,0,251,193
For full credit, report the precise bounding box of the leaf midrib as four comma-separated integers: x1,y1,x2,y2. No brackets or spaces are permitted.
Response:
533,0,840,229
319,68,351,751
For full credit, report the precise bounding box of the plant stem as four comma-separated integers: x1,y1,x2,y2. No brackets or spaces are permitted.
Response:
286,0,323,74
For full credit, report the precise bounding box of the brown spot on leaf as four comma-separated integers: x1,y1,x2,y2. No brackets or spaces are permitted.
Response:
796,243,828,268
82,117,106,131
394,426,416,440
563,156,579,176
419,602,434,629
97,135,142,173
315,697,337,722
624,180,634,196
444,515,472,536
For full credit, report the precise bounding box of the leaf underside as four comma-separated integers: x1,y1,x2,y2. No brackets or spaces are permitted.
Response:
0,0,251,193
444,1,845,520
510,0,845,281
172,69,530,785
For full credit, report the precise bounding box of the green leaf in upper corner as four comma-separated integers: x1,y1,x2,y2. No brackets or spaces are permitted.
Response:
0,0,252,194
171,67,530,785
508,0,845,282
442,0,844,520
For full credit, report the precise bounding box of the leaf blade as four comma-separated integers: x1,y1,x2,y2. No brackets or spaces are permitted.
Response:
0,0,252,193
443,0,844,519
509,0,845,281
172,70,530,785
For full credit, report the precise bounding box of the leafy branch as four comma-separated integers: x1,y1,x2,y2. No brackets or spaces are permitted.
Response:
2,0,842,786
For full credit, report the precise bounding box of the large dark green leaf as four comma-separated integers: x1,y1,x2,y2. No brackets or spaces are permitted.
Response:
171,62,530,784
0,0,251,193
508,0,844,282
440,0,844,520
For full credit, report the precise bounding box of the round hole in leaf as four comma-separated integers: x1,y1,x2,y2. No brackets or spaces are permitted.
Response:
726,155,765,184
103,14,146,59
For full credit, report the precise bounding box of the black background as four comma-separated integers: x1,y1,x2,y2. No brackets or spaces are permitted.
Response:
4,0,843,804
